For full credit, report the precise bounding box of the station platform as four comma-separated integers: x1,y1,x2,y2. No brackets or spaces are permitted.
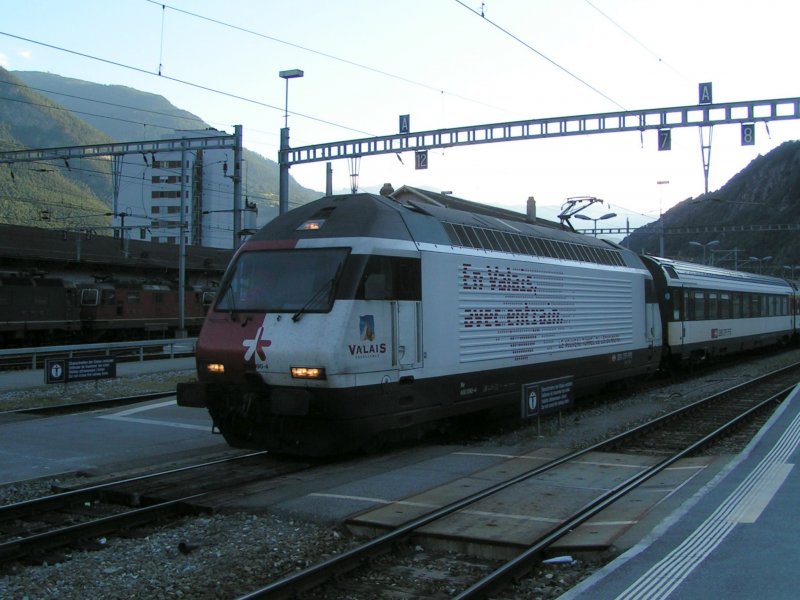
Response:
561,382,800,600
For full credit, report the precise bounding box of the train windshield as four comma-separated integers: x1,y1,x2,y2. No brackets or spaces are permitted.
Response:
215,248,349,313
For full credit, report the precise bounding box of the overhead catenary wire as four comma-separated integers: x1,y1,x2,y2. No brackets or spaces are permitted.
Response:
0,78,284,148
0,79,208,128
0,93,186,132
0,30,375,138
452,0,627,111
582,0,694,85
145,0,523,119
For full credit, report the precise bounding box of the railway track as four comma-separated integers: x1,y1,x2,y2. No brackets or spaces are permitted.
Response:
236,362,800,599
0,390,177,418
0,451,311,568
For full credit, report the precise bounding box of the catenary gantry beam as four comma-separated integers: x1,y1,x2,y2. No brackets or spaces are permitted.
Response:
0,132,239,164
583,223,800,236
0,128,244,249
284,97,800,166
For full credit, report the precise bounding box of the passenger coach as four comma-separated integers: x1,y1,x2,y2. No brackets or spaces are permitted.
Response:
641,256,796,363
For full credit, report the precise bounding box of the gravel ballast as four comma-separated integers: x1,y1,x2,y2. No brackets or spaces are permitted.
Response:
2,349,799,599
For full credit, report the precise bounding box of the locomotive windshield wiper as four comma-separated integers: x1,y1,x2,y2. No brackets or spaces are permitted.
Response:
226,286,239,321
292,277,336,322
292,263,342,323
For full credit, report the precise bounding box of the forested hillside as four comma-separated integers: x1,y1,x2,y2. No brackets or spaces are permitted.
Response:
0,67,321,232
0,68,114,229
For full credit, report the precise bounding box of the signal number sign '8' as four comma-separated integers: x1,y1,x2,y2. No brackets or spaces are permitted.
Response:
741,123,755,146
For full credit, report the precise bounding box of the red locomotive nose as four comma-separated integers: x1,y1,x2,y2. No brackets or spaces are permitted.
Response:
196,311,268,381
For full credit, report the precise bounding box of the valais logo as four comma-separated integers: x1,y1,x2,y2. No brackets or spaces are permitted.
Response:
243,315,272,366
348,315,386,356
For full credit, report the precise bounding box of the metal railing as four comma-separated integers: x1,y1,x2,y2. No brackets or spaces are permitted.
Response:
0,339,197,372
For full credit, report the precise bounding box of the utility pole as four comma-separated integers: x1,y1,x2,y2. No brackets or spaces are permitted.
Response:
232,124,243,247
178,140,187,338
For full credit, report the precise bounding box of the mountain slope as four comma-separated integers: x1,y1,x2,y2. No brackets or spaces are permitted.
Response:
0,68,115,229
626,140,800,271
12,70,322,223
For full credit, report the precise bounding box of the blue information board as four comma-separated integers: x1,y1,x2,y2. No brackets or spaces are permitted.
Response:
521,376,575,419
45,357,117,384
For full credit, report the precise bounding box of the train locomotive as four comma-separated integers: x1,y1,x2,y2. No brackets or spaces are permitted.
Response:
178,191,795,456
0,274,216,346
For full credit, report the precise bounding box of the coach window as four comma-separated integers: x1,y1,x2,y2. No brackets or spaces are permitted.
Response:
732,293,741,318
102,289,116,305
688,291,704,320
741,294,751,318
707,292,718,320
684,290,695,321
127,291,141,304
81,288,100,306
720,293,731,319
668,288,682,320
751,295,761,317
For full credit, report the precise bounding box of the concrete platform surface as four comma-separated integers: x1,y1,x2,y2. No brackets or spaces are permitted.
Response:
562,383,800,600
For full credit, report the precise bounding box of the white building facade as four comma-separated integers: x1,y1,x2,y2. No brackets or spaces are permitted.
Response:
112,129,255,249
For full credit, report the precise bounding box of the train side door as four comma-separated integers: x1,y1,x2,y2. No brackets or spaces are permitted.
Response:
644,279,662,354
394,301,422,369
645,303,660,347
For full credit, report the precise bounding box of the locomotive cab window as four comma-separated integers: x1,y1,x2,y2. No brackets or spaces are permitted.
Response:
215,247,350,313
355,256,421,301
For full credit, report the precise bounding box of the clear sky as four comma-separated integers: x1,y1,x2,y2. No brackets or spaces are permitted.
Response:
1,0,798,228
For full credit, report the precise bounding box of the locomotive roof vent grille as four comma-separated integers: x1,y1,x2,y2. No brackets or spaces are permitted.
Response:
442,221,625,268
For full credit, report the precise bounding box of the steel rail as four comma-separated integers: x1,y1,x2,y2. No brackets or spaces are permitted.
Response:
0,451,267,522
238,363,800,599
454,383,795,599
0,495,207,563
0,450,274,565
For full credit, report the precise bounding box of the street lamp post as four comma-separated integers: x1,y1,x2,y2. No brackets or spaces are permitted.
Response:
784,265,800,280
278,69,304,216
748,255,773,274
688,240,720,265
573,212,617,237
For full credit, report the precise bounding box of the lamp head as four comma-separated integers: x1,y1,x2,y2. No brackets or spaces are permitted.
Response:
279,69,304,79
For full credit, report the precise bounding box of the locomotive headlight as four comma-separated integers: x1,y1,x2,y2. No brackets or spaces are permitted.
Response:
291,366,326,380
206,362,225,374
